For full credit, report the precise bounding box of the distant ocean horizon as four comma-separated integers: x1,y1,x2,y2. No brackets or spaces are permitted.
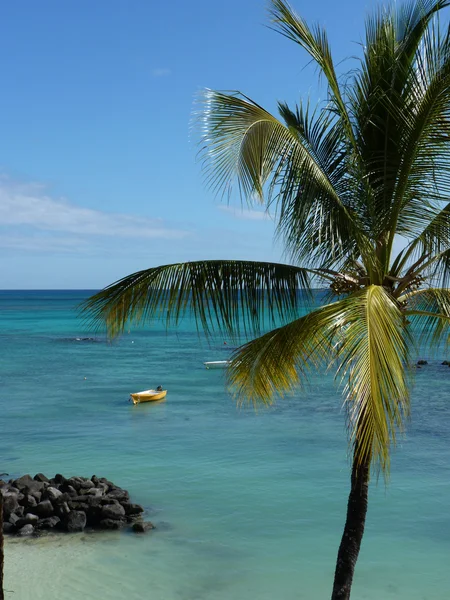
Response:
1,289,450,599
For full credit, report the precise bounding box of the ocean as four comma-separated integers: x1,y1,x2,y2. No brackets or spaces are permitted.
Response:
1,290,449,599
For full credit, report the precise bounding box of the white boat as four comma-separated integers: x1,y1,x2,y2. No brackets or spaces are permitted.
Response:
203,360,231,369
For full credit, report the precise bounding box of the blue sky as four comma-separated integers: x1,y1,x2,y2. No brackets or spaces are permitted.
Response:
1,0,380,289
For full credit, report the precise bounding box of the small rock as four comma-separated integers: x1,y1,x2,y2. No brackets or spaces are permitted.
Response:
99,518,125,530
53,492,71,505
417,360,428,365
131,521,155,533
80,480,95,490
16,513,39,528
67,478,81,492
13,475,34,490
101,504,125,520
8,514,20,526
68,501,89,512
34,473,49,483
3,493,19,518
3,523,15,534
122,502,144,516
107,488,129,502
98,478,114,489
17,524,34,536
66,511,87,532
23,494,37,508
30,490,42,502
35,516,61,530
46,487,63,501
54,474,67,485
31,500,54,519
54,501,70,518
82,495,103,507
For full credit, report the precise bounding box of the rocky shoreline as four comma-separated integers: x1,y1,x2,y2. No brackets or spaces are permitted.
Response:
1,473,154,536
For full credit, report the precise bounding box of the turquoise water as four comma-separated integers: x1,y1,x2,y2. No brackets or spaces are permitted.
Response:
1,290,449,600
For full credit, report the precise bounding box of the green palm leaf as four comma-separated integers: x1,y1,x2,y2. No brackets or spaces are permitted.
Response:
80,260,314,339
228,285,410,473
402,287,450,347
199,90,370,270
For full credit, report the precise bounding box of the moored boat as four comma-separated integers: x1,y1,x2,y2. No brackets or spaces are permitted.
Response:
203,361,230,369
130,389,167,404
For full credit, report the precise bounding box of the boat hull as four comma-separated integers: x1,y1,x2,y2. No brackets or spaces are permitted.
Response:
204,361,230,369
130,390,167,404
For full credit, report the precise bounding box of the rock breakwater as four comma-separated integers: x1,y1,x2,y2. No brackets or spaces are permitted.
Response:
1,473,154,536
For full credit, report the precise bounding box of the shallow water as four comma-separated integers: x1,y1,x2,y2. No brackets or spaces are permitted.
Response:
1,290,449,599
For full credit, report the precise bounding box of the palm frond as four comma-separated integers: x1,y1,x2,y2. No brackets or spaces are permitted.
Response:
348,0,450,270
228,286,410,474
199,90,366,270
268,0,357,149
80,260,313,339
401,287,450,347
275,100,368,268
392,201,450,277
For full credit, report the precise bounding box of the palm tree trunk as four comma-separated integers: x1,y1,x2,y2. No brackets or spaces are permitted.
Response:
0,491,4,600
331,455,370,600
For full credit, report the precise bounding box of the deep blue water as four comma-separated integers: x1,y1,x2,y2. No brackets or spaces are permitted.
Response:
1,290,450,599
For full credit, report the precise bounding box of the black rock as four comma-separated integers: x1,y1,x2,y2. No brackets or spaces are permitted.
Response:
8,513,20,526
85,505,102,527
80,480,95,490
21,480,45,496
417,360,428,365
46,487,63,502
101,497,119,506
30,490,42,503
34,473,49,483
82,495,103,507
68,501,89,513
97,479,115,493
17,513,39,528
54,502,70,518
54,474,67,485
66,511,87,532
17,524,34,536
13,475,34,490
122,502,144,516
99,518,125,530
442,361,449,366
67,478,81,492
107,488,129,502
31,500,54,519
59,484,77,496
101,504,125,520
3,523,15,534
35,516,61,530
53,492,71,505
2,493,19,518
22,494,37,508
131,521,155,533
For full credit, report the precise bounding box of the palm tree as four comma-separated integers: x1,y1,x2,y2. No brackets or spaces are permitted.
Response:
83,0,450,597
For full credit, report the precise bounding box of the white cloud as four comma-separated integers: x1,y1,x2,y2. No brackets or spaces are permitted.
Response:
217,205,274,221
0,178,188,240
152,68,171,77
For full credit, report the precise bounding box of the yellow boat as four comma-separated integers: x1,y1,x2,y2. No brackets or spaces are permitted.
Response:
130,389,167,404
